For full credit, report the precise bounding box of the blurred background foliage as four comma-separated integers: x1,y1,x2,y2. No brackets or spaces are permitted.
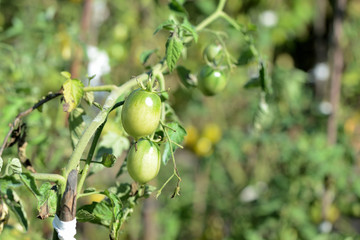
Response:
1,0,360,239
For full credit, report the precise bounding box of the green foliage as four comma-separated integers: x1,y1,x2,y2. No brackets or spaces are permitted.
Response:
166,34,183,72
1,0,360,239
162,122,187,165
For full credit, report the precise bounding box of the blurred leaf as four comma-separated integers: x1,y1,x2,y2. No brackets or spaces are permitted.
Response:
102,153,117,168
60,71,71,79
168,0,188,15
69,108,87,148
62,79,84,113
0,176,21,194
84,91,94,106
153,20,175,35
0,157,2,172
162,122,187,165
84,187,97,193
6,189,28,231
19,173,41,197
8,158,22,174
77,201,113,226
166,35,183,72
237,46,256,66
140,49,157,65
37,182,57,219
177,66,197,88
259,62,272,95
97,132,129,158
181,19,198,42
244,76,260,89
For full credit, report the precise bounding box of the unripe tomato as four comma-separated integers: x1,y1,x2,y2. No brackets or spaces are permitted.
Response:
198,66,227,96
121,89,161,139
203,44,222,62
127,139,161,184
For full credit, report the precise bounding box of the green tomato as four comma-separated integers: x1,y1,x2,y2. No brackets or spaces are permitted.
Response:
121,89,161,139
198,66,227,96
127,139,161,184
203,44,222,62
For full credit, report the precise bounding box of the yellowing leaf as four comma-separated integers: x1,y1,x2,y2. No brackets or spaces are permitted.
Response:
62,79,84,112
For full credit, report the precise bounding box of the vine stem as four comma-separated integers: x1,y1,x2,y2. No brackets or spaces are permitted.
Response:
195,0,227,32
31,173,66,185
76,120,106,196
83,85,118,92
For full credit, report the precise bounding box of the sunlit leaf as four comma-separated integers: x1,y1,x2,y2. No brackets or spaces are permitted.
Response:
62,79,84,113
166,35,183,72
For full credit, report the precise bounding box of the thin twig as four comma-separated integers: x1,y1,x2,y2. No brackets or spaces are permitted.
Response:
0,91,63,157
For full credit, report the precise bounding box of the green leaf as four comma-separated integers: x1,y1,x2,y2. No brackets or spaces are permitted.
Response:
6,189,28,231
84,187,97,193
244,76,260,89
105,191,123,240
77,201,113,226
140,49,158,65
0,176,21,194
162,122,187,165
19,173,41,197
61,71,71,79
166,35,183,72
0,157,2,172
9,158,22,174
237,47,255,66
153,20,175,35
181,19,198,42
84,91,94,106
97,132,130,158
259,62,272,94
69,108,87,148
62,78,84,113
168,0,188,15
102,153,117,168
37,182,58,219
176,66,197,88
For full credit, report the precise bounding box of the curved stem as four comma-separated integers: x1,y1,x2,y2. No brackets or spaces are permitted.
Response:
219,12,242,31
32,173,66,185
83,85,118,92
77,120,106,197
195,0,227,32
78,191,104,198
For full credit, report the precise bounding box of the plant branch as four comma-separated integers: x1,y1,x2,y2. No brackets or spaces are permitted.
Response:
0,91,62,157
31,173,66,185
83,85,118,92
77,120,106,196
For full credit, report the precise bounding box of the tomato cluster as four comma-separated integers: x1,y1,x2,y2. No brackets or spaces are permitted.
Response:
121,88,162,184
197,44,228,96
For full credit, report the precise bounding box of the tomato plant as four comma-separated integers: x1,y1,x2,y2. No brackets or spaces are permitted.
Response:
121,88,161,139
127,139,161,184
198,66,227,96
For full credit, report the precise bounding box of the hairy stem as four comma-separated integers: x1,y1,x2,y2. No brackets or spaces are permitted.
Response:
32,173,66,185
83,85,118,92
